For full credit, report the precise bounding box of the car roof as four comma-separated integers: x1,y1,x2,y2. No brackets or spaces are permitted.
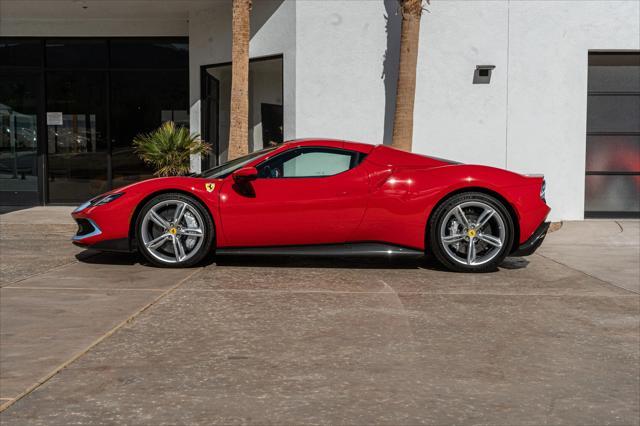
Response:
284,138,375,154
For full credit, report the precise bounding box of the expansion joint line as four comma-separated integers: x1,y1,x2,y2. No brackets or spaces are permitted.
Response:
0,267,203,413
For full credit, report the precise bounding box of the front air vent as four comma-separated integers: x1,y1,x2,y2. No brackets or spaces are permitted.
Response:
75,218,96,237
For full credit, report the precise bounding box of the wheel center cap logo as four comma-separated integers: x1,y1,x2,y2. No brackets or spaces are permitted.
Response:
168,228,177,235
467,229,477,238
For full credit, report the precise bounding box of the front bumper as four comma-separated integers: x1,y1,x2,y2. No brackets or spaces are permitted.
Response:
511,221,550,257
71,201,135,252
72,215,132,252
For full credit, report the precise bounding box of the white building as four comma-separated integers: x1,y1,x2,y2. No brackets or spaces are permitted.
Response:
1,0,638,220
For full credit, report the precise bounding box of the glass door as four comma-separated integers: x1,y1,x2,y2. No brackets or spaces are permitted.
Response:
202,71,220,170
585,53,640,217
0,70,41,205
1,37,189,205
45,70,109,203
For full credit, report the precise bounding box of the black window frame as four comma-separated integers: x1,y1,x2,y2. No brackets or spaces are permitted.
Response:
200,54,284,169
585,51,640,218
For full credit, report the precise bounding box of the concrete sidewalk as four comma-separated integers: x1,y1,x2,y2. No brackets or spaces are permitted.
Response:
0,207,638,425
539,220,640,293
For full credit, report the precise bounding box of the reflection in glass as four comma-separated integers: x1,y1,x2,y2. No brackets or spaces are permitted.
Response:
0,40,42,67
110,70,189,189
45,40,108,69
1,37,190,204
110,41,189,69
587,95,640,133
0,71,39,194
586,136,640,173
585,175,640,213
588,53,640,93
46,71,108,202
586,53,640,216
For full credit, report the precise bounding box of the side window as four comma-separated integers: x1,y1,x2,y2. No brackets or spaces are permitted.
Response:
257,148,365,178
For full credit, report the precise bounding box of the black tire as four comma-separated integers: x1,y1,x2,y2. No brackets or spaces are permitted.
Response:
135,193,215,268
428,192,514,273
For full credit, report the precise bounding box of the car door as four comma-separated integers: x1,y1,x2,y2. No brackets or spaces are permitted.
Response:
218,146,369,247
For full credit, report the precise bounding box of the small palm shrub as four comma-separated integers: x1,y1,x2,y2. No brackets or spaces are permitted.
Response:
133,121,211,177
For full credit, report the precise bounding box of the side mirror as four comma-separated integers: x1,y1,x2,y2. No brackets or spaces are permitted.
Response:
232,166,258,183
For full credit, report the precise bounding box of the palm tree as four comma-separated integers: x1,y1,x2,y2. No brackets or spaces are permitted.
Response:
228,0,252,160
391,0,427,152
134,122,211,177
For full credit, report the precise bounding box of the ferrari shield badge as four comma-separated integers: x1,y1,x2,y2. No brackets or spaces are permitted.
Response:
205,183,216,192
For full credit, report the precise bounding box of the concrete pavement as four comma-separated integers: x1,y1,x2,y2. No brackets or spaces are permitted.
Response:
0,207,638,425
539,220,640,293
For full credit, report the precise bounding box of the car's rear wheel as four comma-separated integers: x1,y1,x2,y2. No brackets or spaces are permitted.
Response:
429,192,514,273
136,193,214,267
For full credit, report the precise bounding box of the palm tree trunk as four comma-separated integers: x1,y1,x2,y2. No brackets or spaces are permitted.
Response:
228,0,252,160
391,0,424,152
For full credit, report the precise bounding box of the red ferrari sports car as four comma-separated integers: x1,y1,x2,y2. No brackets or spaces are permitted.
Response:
72,139,550,272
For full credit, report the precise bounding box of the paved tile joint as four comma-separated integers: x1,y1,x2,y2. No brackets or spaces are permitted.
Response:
0,208,638,425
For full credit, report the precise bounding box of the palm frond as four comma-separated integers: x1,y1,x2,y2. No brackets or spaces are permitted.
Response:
133,121,212,177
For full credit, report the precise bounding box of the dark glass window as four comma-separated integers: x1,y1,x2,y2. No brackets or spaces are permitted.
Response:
586,136,640,173
46,71,108,202
585,53,640,218
585,175,640,213
0,40,42,67
0,37,188,205
587,95,640,133
110,69,189,188
45,40,108,68
110,40,189,68
0,71,40,195
587,54,640,92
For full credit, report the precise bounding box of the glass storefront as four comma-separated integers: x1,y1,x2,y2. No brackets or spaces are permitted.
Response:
0,37,188,205
585,53,640,217
0,70,40,204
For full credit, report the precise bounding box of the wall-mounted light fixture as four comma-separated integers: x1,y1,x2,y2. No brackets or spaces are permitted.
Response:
473,65,496,84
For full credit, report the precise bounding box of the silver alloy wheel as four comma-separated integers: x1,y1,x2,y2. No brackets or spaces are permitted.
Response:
140,199,207,264
439,200,506,266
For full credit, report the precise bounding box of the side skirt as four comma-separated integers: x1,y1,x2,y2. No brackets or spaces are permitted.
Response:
216,243,424,258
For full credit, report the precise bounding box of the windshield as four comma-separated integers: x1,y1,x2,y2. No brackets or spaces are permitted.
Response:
197,147,277,179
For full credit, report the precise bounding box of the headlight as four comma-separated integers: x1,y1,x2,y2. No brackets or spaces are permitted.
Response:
75,192,125,212
93,192,124,206
540,180,546,201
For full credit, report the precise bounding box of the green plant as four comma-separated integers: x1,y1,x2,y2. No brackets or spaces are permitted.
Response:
133,121,211,177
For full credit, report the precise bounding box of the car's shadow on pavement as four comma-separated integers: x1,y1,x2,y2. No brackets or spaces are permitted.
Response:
76,250,530,272
215,255,529,272
76,250,142,266
214,254,431,270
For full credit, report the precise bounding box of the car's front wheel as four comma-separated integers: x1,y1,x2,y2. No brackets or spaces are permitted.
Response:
429,192,514,272
136,193,214,267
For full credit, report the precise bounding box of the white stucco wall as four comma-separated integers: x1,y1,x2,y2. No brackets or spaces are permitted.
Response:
294,0,639,221
411,0,640,221
294,0,399,145
0,0,189,36
188,0,295,169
